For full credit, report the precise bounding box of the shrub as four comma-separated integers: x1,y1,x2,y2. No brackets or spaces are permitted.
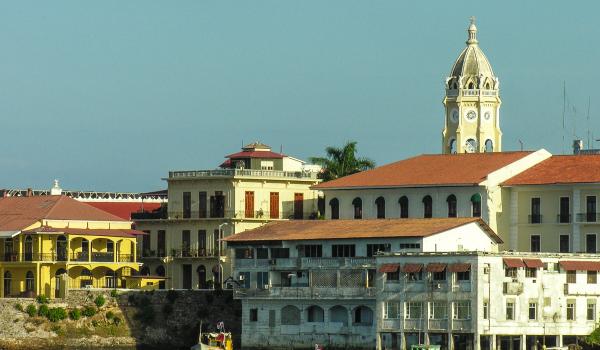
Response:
162,303,173,316
106,311,115,320
94,295,106,308
14,303,24,312
92,320,99,327
110,289,119,298
82,306,96,317
36,295,49,304
113,316,122,325
38,304,49,317
47,307,67,322
166,290,178,304
69,308,81,321
26,304,37,317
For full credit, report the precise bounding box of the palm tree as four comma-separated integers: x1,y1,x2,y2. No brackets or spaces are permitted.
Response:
310,141,375,181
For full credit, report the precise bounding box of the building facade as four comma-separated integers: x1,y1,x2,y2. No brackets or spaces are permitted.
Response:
134,142,320,289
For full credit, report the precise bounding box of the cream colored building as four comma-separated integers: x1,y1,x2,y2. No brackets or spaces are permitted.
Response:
134,142,320,289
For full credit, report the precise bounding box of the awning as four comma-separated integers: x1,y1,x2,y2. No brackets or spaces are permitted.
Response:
0,231,20,238
559,260,600,271
448,263,471,273
379,264,400,273
523,258,544,269
503,258,526,268
401,263,423,273
426,263,447,273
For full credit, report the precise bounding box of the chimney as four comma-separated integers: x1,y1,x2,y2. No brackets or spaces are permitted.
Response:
50,179,62,195
26,188,33,197
573,139,583,155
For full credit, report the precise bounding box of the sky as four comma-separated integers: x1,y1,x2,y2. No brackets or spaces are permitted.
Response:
0,1,599,192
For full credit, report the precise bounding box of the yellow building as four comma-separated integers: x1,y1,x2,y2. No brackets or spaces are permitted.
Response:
0,195,151,298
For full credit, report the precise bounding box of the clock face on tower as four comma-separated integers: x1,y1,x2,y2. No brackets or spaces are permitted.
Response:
484,111,491,121
464,139,478,153
450,110,459,123
465,110,477,122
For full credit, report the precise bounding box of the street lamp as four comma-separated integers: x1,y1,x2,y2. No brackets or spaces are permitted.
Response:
217,222,230,289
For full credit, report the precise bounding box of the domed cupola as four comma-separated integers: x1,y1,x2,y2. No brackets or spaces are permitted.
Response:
442,18,502,155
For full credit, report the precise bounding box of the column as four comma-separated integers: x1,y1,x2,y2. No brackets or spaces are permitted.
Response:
113,240,117,263
558,334,563,347
572,189,581,252
133,239,137,263
490,334,496,350
376,332,381,350
88,240,92,262
18,236,23,262
520,334,526,350
35,264,40,297
0,266,4,298
66,236,71,262
473,333,480,350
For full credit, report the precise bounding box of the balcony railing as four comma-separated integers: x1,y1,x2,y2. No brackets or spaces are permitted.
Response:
234,286,375,299
428,319,448,331
528,214,543,224
168,169,318,180
167,210,311,220
403,319,424,330
2,253,63,262
140,249,167,258
380,319,401,330
171,248,216,258
557,214,571,223
460,89,497,97
131,210,168,220
577,212,600,223
452,319,472,331
91,252,114,262
299,257,376,269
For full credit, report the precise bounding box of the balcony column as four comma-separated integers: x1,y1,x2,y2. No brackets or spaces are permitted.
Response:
490,334,496,350
18,235,23,262
113,240,118,263
572,189,581,252
520,334,526,350
133,240,137,263
66,236,71,262
88,239,92,262
447,331,453,350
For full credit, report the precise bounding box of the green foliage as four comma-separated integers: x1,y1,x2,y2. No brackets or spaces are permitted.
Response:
135,305,155,325
14,303,24,312
197,306,209,319
309,141,376,181
82,306,96,317
94,295,106,308
26,304,37,317
586,326,600,345
92,320,99,327
46,307,67,322
36,295,49,304
69,308,81,321
166,289,178,303
38,304,49,317
113,316,122,325
110,289,119,298
105,310,115,320
162,303,173,316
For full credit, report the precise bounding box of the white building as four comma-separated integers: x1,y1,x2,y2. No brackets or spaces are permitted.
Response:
225,218,501,349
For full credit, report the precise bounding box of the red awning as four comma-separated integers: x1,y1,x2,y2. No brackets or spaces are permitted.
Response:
426,263,447,273
379,264,400,273
503,258,526,268
523,258,544,269
560,260,600,271
448,263,471,273
401,263,423,273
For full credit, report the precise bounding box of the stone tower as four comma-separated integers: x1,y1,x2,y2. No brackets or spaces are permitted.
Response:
442,18,502,154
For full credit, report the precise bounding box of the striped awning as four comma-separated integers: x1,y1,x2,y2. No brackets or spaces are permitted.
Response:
401,263,423,273
448,263,471,273
379,264,400,273
426,263,447,273
503,258,526,268
523,258,544,269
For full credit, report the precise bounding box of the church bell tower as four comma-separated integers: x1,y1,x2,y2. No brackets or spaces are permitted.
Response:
442,18,502,154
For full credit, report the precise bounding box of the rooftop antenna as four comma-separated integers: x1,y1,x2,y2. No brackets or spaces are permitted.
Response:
280,144,283,155
587,96,591,149
518,139,524,151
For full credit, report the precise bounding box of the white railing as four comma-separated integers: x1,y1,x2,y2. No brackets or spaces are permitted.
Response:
403,319,424,330
428,319,448,331
380,319,401,330
301,257,342,268
565,283,600,296
461,89,497,97
452,319,472,331
169,169,318,180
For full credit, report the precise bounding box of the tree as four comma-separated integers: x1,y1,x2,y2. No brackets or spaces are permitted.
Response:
310,141,375,181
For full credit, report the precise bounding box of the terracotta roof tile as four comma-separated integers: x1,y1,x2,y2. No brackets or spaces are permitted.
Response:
503,155,600,185
224,217,502,243
226,151,284,159
23,226,146,238
401,263,423,273
85,202,162,220
314,152,533,189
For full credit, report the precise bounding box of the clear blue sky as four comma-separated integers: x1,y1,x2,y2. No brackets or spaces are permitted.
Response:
1,1,598,192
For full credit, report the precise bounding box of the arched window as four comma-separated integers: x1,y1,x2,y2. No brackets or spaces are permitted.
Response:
140,266,150,275
375,197,385,219
399,196,409,218
56,235,67,261
485,82,491,89
307,305,324,322
80,268,92,288
485,139,493,152
281,305,301,325
197,265,207,289
447,195,457,218
352,198,362,219
330,305,348,326
353,306,373,325
25,271,34,291
80,239,89,261
422,195,433,218
4,238,13,261
449,139,457,154
105,270,116,288
471,193,482,217
3,271,11,297
329,198,339,220
468,82,474,89
24,236,33,261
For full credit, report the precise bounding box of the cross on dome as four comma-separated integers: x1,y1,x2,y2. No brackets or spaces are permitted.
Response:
467,16,478,45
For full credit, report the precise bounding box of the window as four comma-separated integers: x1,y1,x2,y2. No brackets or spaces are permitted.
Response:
587,234,597,253
257,272,269,289
471,193,481,217
457,270,470,281
210,191,225,218
505,267,517,278
453,301,470,320
528,302,537,320
353,306,373,325
281,305,301,325
329,198,339,220
406,302,423,319
198,230,206,255
399,196,409,218
483,301,489,320
432,270,446,281
260,161,274,170
506,301,515,320
559,197,570,223
530,198,541,223
375,197,386,219
430,301,447,319
484,139,493,152
235,248,254,259
352,198,362,219
385,302,401,319
182,230,191,255
588,301,596,321
256,248,269,259
307,305,324,322
530,235,541,252
526,268,537,278
567,270,576,284
447,195,457,218
198,192,207,218
367,244,391,257
566,300,576,321
157,230,166,257
249,308,258,322
422,195,432,218
331,244,355,258
587,196,597,222
449,139,457,154
142,231,151,256
588,271,597,284
386,270,400,281
560,234,570,253
302,245,322,258
25,271,34,292
270,248,289,259
239,272,250,289
407,271,423,281
183,192,191,218
400,243,421,250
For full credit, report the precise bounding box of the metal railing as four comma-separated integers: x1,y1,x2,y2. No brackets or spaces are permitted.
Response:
169,169,318,180
91,252,114,262
577,212,600,223
234,286,375,299
528,214,543,224
557,214,571,223
2,253,63,262
171,248,217,258
167,210,310,220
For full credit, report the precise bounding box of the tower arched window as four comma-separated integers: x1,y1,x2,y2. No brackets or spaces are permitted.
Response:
422,195,433,218
449,139,457,154
352,198,362,219
471,193,482,218
375,197,385,219
485,139,493,152
399,196,409,218
447,195,457,218
468,82,474,89
329,198,339,220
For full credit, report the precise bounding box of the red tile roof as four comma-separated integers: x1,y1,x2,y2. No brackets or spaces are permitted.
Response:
0,196,129,231
559,260,600,271
224,217,502,243
503,155,600,186
226,151,284,159
314,152,533,189
401,263,423,273
85,202,162,220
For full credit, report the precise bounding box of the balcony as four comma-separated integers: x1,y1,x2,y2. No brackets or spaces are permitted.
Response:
2,253,62,262
557,214,571,224
428,319,449,331
131,209,168,220
452,319,472,331
528,214,543,224
299,257,376,269
404,281,426,293
234,286,375,299
166,209,312,220
91,252,114,262
564,283,600,296
140,249,167,259
577,212,600,223
503,281,523,295
380,319,401,330
171,248,216,259
452,282,472,293
461,89,497,97
168,168,318,180
404,319,424,331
